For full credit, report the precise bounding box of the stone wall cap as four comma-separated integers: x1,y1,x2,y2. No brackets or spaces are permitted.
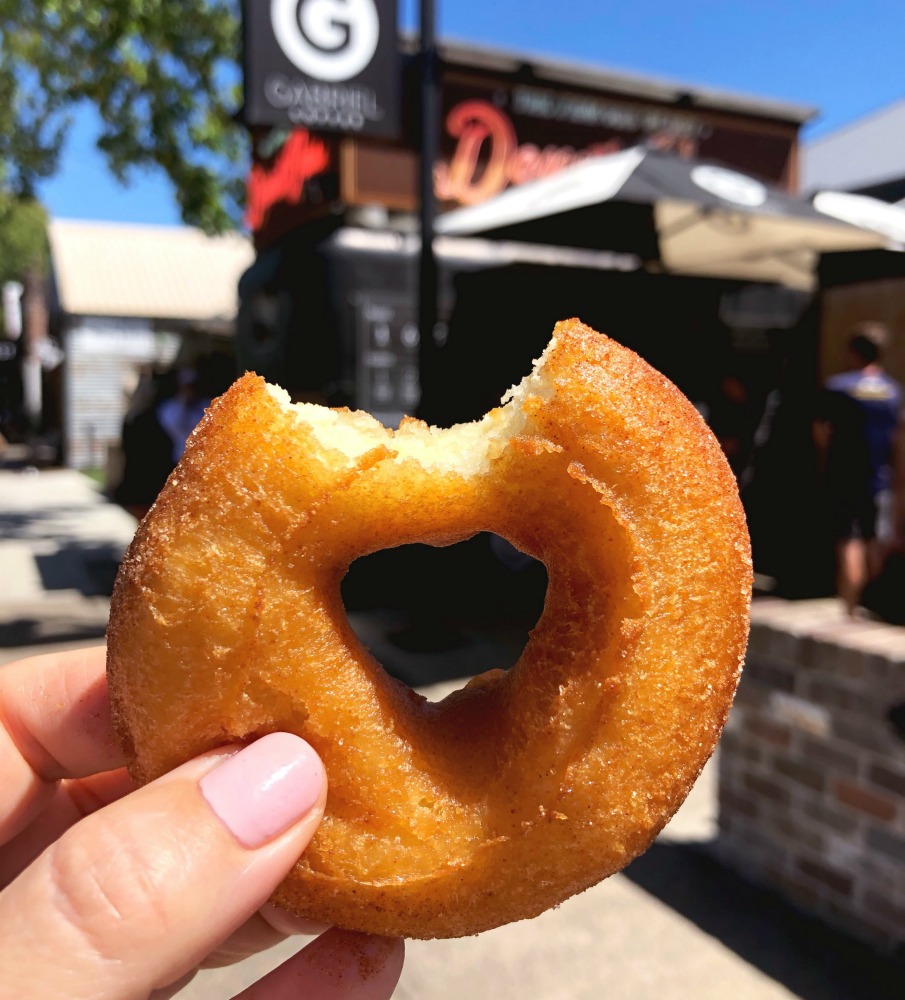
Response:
750,598,905,661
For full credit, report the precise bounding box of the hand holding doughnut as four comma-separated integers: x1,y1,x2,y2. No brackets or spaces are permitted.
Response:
108,319,751,939
0,647,403,998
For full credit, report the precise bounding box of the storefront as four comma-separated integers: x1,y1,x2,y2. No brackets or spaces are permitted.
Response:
238,38,814,422
236,37,832,602
48,220,253,470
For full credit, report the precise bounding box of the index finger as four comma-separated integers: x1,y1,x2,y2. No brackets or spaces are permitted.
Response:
0,646,124,844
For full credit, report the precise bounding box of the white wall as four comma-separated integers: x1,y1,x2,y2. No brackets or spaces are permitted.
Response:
64,317,179,469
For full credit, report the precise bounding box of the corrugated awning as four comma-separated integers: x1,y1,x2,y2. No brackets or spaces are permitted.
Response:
49,219,255,325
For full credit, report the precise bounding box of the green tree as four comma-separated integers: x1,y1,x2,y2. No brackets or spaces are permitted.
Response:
0,193,48,286
0,0,244,232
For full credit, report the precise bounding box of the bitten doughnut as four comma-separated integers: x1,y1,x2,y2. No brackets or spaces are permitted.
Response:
107,319,751,939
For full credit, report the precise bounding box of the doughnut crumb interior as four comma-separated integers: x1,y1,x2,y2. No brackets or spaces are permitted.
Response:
107,318,752,939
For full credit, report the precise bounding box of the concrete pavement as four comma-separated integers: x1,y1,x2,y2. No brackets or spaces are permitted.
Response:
1,467,901,999
0,467,136,658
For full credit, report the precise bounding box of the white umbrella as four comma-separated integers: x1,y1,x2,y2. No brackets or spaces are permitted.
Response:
812,190,905,246
436,147,892,290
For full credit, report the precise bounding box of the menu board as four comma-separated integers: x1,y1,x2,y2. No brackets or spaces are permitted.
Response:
353,293,421,426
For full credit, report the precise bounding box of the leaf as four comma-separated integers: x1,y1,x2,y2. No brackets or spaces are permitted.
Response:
0,0,245,231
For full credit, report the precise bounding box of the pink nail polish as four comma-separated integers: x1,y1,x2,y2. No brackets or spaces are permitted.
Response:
200,733,325,848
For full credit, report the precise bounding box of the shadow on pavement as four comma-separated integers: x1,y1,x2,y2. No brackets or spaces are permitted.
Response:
0,611,109,650
0,506,107,538
623,840,904,1000
34,544,122,596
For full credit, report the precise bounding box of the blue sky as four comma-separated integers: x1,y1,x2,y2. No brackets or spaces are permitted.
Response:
38,0,905,226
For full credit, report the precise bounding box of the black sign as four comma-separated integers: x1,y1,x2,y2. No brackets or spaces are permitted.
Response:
243,0,401,138
353,293,420,425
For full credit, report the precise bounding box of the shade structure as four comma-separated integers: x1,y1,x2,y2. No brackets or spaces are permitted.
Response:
436,147,895,290
812,190,905,245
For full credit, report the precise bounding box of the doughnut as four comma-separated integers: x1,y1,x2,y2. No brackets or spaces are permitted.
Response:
107,319,751,939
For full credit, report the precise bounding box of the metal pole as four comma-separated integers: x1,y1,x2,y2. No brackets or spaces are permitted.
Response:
417,0,438,410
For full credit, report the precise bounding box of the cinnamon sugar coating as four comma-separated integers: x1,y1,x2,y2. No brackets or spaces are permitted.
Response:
107,320,751,938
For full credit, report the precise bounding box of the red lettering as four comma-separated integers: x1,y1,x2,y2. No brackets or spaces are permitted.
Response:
245,130,331,232
436,102,631,206
510,142,615,186
507,143,542,186
435,100,517,205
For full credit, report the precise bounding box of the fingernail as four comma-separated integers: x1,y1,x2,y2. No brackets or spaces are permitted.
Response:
200,733,325,848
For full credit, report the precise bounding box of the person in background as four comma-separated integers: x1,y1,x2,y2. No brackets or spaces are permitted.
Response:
708,370,756,480
114,354,235,521
112,370,177,520
157,364,211,464
815,321,904,616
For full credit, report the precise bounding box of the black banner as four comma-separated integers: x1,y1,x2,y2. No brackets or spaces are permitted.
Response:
243,0,401,138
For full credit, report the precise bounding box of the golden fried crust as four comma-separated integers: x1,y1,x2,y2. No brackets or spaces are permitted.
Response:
107,319,751,939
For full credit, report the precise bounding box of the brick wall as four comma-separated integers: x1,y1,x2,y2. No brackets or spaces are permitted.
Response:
718,597,905,950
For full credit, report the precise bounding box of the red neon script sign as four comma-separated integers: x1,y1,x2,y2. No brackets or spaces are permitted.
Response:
435,100,622,205
245,130,332,231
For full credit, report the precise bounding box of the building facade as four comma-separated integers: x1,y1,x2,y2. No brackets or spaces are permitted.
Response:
239,39,815,426
48,220,254,470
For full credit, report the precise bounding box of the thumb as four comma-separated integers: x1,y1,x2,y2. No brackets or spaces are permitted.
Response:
0,733,327,1000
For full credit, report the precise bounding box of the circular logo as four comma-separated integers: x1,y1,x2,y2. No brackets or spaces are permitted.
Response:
271,0,379,82
690,165,768,208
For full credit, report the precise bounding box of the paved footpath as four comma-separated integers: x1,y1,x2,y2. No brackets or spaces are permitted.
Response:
1,468,901,999
0,468,137,655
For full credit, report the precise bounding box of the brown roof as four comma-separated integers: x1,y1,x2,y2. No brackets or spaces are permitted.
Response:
424,37,817,125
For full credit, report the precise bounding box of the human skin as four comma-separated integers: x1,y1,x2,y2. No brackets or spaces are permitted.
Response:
0,645,404,1000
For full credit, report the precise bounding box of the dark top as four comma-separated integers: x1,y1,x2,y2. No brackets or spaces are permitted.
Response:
823,369,902,496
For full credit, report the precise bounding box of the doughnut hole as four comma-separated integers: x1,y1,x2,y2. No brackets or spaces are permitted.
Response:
339,534,548,689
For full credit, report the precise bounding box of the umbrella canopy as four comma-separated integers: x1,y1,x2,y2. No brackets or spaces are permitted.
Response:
436,147,892,290
812,190,905,245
